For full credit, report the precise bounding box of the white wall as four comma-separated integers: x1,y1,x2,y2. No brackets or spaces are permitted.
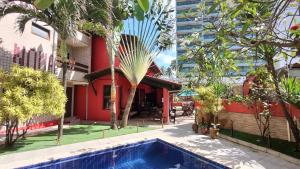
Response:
0,13,58,71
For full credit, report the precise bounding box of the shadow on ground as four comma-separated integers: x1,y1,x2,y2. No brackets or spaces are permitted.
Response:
159,123,287,169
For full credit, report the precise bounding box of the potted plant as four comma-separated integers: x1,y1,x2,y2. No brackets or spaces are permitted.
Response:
194,84,225,139
198,123,209,134
210,123,220,139
209,97,223,139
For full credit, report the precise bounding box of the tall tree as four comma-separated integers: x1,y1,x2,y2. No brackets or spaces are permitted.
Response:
81,0,127,129
0,0,85,142
206,0,300,150
120,0,175,127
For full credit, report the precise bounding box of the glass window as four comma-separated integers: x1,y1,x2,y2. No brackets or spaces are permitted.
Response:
203,34,215,39
177,25,201,30
176,0,202,6
103,85,111,110
31,22,50,40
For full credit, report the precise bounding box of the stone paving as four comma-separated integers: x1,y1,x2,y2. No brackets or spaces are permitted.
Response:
0,117,299,169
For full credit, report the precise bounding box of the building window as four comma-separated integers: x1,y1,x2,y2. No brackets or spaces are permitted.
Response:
31,22,50,40
103,85,111,110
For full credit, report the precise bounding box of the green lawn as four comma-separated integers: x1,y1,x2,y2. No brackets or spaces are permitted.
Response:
0,124,154,155
220,128,300,160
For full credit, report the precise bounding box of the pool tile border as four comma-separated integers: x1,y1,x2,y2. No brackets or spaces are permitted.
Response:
19,138,230,169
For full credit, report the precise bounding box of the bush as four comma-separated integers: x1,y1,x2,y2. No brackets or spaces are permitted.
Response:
0,65,67,146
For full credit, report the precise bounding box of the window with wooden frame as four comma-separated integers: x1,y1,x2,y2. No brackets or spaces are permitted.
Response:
103,85,111,110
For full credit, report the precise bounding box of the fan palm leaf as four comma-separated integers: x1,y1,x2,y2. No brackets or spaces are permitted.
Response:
120,0,174,127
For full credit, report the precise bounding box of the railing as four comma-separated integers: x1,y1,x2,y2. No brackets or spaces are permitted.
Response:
56,59,89,74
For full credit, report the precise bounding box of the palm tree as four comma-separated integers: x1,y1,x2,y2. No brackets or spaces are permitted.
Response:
120,0,175,127
0,0,85,142
81,0,127,129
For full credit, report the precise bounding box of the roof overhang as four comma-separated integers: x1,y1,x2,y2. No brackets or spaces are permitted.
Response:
85,68,182,91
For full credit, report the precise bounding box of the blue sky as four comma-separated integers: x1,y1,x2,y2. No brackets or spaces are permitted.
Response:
154,46,176,67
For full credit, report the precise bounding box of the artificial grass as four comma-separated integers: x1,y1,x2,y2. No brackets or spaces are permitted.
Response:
220,128,300,160
0,124,154,155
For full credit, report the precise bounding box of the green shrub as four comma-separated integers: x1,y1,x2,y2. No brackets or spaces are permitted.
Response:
0,65,67,146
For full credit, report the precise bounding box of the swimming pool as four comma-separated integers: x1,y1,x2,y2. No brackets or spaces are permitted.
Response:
19,139,229,169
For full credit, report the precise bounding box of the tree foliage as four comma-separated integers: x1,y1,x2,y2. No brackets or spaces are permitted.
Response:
177,1,238,85
280,77,300,109
206,0,300,150
245,67,275,139
0,65,66,146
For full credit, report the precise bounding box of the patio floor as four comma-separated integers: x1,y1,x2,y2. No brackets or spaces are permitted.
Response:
0,116,298,169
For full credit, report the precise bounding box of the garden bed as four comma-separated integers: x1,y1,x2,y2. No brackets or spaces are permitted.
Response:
220,128,300,160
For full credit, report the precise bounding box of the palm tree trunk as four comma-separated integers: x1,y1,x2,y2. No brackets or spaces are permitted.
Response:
57,40,68,142
266,55,300,151
121,86,137,128
57,61,67,142
110,65,118,129
107,0,118,130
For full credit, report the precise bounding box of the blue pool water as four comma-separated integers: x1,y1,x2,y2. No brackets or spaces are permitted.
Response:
20,139,229,169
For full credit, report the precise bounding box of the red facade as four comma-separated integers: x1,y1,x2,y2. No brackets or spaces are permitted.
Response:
74,36,180,123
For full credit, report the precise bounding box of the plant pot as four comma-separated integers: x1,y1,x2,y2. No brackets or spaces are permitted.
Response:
192,123,198,133
210,128,219,139
198,127,208,135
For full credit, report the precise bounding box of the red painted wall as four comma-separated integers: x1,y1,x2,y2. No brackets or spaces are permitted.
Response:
156,88,163,107
86,74,123,121
0,120,58,136
74,72,166,122
223,100,300,118
74,85,87,120
92,36,110,71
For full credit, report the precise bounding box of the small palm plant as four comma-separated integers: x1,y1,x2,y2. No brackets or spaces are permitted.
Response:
119,0,174,127
280,77,300,109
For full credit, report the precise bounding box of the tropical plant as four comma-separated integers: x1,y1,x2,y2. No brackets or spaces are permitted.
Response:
205,0,300,150
119,0,175,127
80,0,128,129
212,82,227,98
194,86,223,128
245,67,275,139
280,77,300,109
0,65,66,146
34,0,55,9
0,0,85,141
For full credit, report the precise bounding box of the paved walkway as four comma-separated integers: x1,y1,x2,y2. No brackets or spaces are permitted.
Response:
0,117,299,169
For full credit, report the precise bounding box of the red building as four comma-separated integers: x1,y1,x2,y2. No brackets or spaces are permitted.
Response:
73,36,181,123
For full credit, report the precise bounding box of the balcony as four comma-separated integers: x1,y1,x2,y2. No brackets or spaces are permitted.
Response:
55,59,89,83
56,31,91,83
